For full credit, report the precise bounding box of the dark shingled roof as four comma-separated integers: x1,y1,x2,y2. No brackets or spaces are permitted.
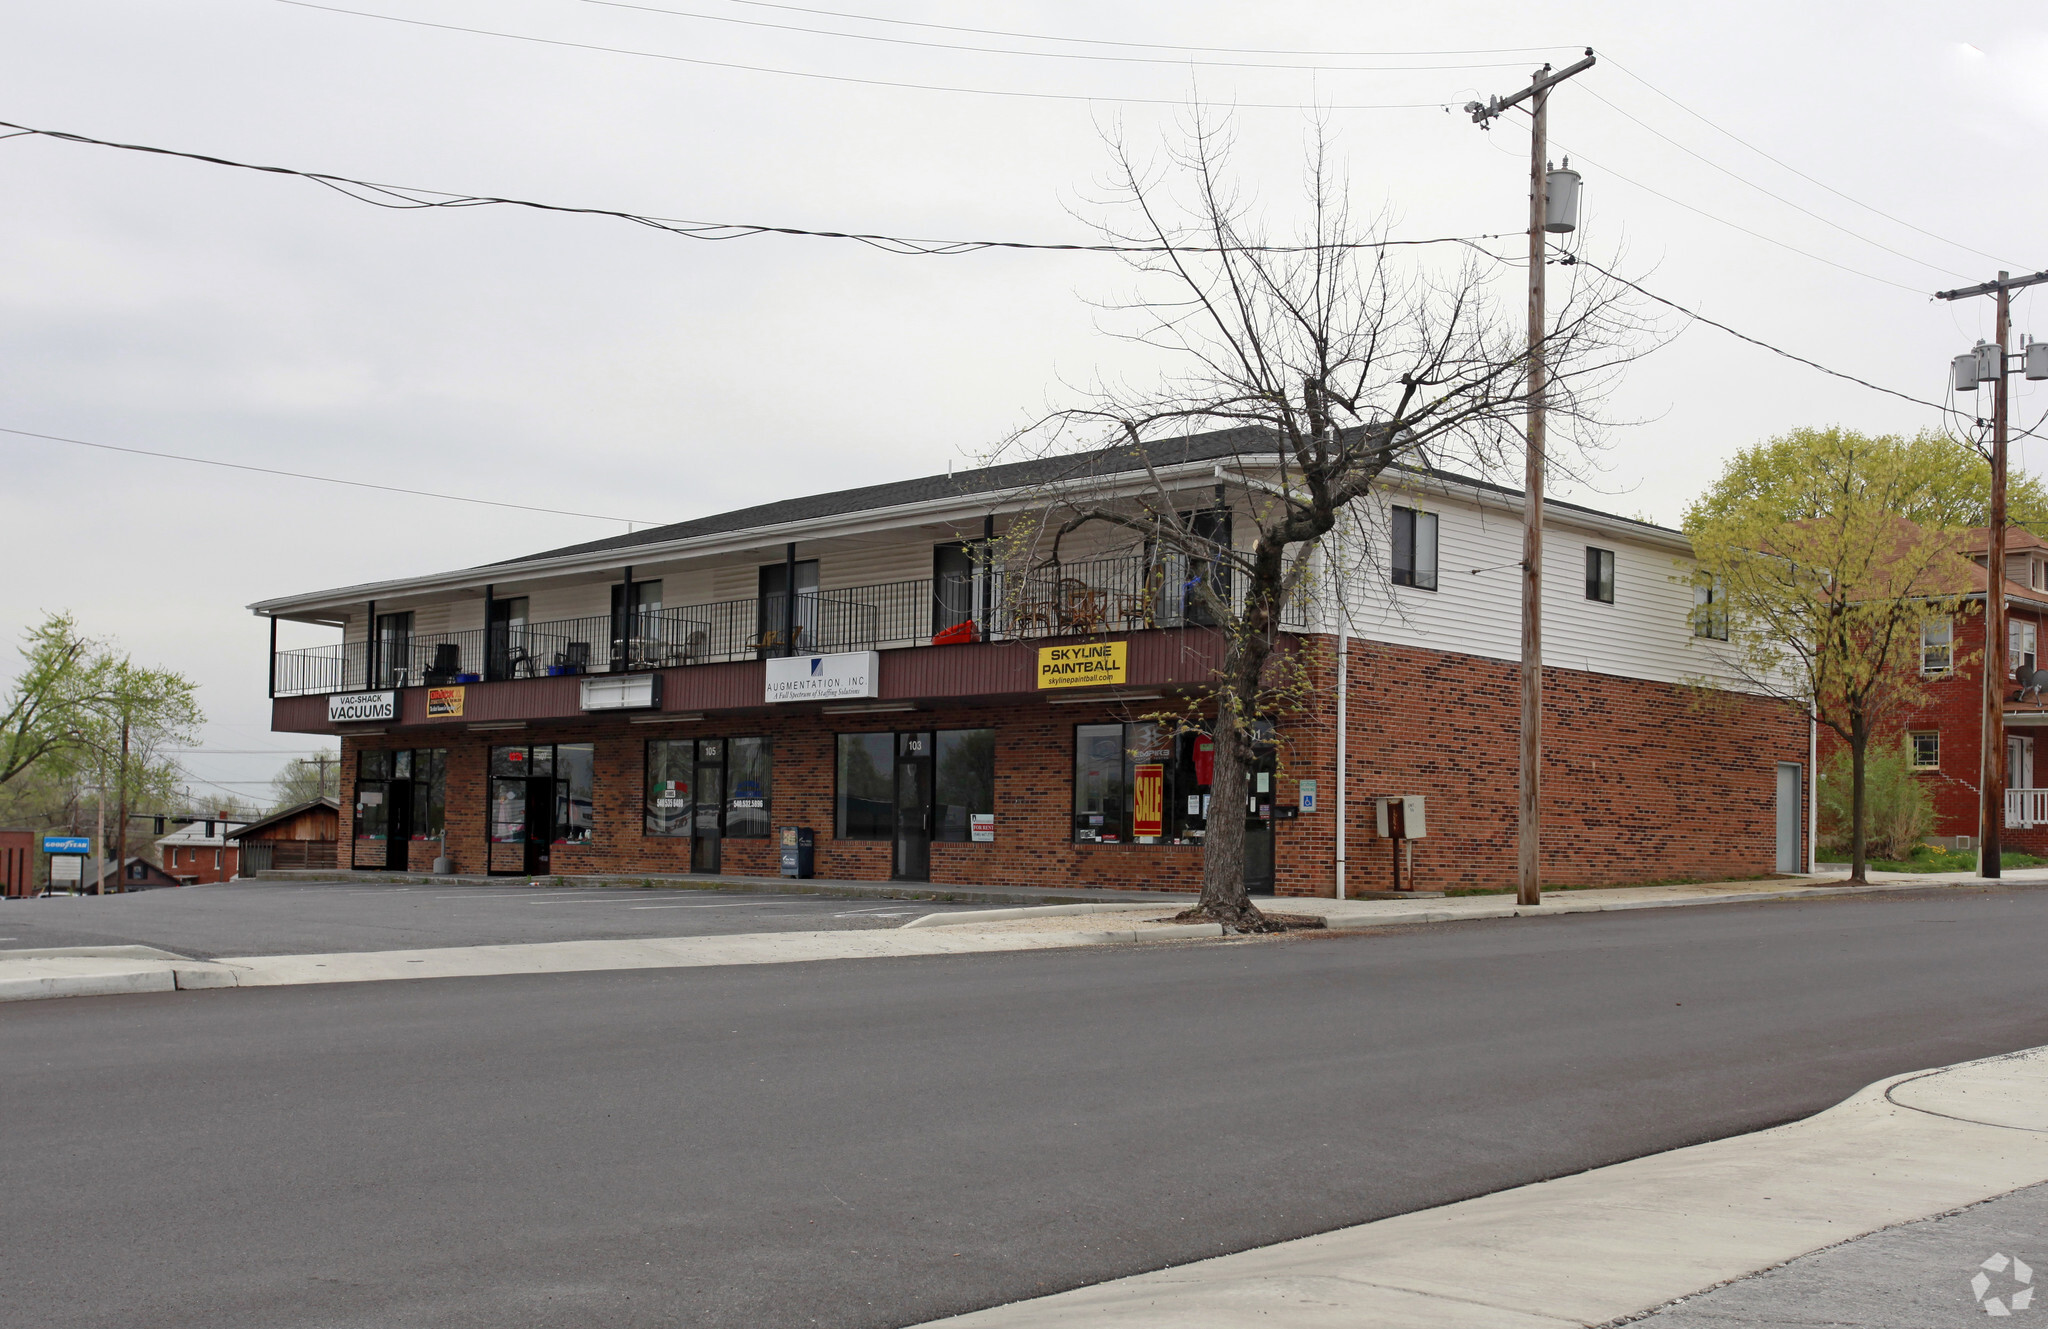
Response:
498,426,1277,566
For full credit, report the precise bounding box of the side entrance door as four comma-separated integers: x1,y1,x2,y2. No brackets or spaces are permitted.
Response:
693,739,724,874
1243,727,1277,895
1774,762,1803,874
894,732,934,881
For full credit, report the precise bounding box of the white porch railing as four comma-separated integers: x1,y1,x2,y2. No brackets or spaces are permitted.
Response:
2006,788,2048,828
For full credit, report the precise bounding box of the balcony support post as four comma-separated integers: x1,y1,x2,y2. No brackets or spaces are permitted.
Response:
267,614,276,699
365,600,376,692
483,583,496,682
981,514,995,639
783,543,797,658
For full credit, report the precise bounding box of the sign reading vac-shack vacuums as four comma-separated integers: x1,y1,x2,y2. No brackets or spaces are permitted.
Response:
327,690,397,723
763,651,881,703
1037,641,1127,688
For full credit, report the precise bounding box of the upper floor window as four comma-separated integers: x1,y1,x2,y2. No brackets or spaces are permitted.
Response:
1922,617,1954,675
1692,575,1729,640
758,559,820,655
1585,547,1615,603
1391,507,1438,591
2011,619,2039,679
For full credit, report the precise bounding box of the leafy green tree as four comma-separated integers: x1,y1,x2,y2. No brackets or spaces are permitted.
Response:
1688,426,2048,535
1686,428,1974,883
0,614,203,879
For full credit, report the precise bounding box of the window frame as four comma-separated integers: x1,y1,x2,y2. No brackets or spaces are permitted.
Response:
1390,506,1439,592
2010,618,2039,679
1921,617,1954,676
1584,546,1615,604
1909,731,1940,771
1692,575,1729,641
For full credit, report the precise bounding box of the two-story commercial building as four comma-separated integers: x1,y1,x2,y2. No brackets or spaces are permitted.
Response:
253,429,1810,895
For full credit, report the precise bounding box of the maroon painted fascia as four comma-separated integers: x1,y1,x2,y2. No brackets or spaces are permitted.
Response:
271,628,1252,735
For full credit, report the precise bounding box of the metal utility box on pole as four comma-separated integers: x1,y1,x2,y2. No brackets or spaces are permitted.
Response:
1938,265,2048,880
1467,48,1595,908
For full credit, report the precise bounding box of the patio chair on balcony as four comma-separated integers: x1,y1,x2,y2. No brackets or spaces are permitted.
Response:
552,641,591,675
503,644,535,679
1057,579,1108,634
422,642,462,685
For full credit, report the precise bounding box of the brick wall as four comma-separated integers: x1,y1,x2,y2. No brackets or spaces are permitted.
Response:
1322,638,1807,892
333,636,1806,894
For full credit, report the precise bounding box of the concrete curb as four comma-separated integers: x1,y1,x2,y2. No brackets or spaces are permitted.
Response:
908,1046,2048,1327
252,868,1198,908
904,902,1179,929
0,963,178,1002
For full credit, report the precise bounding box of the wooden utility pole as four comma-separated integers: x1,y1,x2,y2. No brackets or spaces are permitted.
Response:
1467,49,1595,907
115,711,130,894
1937,266,2048,879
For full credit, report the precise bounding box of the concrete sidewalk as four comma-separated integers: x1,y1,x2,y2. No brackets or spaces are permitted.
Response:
913,1044,2048,1327
255,867,1201,907
0,919,1223,1001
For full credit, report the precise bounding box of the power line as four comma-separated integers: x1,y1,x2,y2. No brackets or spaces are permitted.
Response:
578,0,1545,72
1574,254,1946,411
1580,85,1971,280
1546,138,1929,295
1,425,656,524
0,117,1513,257
722,0,1575,59
276,1,1456,111
1601,54,2032,271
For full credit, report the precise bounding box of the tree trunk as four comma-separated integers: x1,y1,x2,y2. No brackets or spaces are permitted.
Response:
1847,715,1869,885
1188,628,1271,931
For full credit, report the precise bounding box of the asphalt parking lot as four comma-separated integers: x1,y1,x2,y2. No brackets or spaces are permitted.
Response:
0,879,982,959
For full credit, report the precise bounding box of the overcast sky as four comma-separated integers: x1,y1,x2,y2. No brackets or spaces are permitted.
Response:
7,0,2046,806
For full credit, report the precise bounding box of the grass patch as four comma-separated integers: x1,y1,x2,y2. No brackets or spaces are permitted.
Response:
1815,844,2045,873
1442,873,1790,898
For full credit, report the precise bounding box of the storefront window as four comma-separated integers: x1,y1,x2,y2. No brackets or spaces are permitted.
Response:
727,737,772,838
355,747,389,842
1073,724,1128,843
490,768,527,844
935,729,994,842
646,739,694,836
836,733,893,839
1074,725,1219,845
490,746,530,778
555,743,595,844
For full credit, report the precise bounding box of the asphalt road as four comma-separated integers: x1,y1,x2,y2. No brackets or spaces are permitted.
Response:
0,879,973,957
4,884,2047,1329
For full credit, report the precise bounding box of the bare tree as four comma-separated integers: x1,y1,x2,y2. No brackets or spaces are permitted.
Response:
1005,121,1634,928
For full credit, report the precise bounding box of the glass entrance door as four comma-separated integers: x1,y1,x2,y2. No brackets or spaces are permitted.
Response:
693,740,725,873
1243,728,1277,895
386,779,414,870
894,732,933,881
524,777,555,874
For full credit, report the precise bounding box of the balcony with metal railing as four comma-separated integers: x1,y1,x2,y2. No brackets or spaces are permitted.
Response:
269,552,1316,698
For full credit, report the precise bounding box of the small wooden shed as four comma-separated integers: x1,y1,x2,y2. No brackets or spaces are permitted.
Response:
229,797,341,873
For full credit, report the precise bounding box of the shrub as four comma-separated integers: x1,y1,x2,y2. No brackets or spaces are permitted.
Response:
1818,737,1936,861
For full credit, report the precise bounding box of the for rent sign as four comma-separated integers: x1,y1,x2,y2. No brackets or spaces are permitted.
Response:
1037,641,1126,689
327,691,396,723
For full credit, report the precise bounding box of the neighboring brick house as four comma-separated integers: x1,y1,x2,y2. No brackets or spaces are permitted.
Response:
1825,527,2048,853
155,818,248,884
251,429,1809,896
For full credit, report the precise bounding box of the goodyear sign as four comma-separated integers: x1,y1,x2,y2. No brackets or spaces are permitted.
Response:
1037,640,1126,689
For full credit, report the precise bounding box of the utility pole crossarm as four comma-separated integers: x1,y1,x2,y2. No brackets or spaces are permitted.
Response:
1935,269,2048,302
1466,49,1596,124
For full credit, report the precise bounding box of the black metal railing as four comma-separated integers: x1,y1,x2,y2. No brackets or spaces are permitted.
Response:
269,553,1317,697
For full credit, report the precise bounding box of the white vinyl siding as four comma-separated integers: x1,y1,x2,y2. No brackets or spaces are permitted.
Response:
1327,488,1752,691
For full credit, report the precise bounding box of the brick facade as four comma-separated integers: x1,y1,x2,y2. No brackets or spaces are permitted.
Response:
334,632,1808,896
1817,600,2048,854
